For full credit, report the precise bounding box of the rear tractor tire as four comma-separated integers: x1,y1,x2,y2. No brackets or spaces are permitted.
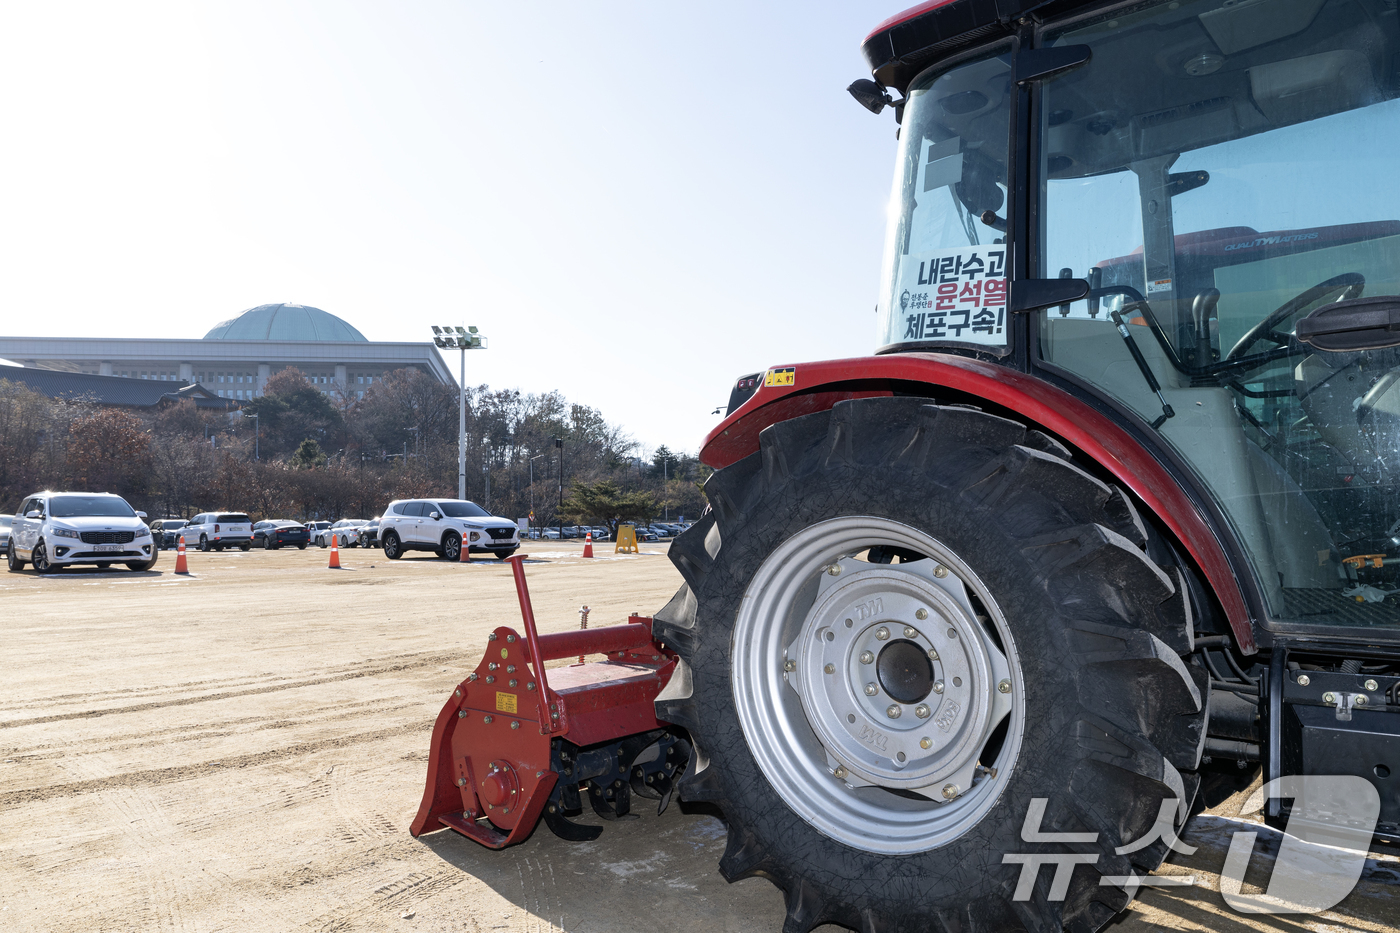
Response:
653,398,1206,933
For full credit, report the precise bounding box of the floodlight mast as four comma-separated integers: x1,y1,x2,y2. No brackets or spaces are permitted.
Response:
430,325,486,501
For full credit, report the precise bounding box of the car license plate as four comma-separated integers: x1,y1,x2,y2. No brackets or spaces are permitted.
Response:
93,544,123,552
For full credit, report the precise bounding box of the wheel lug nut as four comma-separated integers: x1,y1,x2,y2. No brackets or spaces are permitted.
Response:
784,659,796,672
903,626,918,639
933,565,948,578
932,680,944,694
928,648,939,660
998,679,1011,694
823,663,835,674
919,737,932,749
886,705,902,719
864,683,878,696
875,626,890,641
826,564,842,576
915,704,930,718
942,783,959,800
860,650,874,664
915,608,928,620
833,765,847,779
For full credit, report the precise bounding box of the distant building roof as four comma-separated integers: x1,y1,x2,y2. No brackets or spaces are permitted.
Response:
0,365,237,410
203,303,368,342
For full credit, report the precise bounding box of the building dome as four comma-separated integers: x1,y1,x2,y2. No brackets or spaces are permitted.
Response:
203,303,368,342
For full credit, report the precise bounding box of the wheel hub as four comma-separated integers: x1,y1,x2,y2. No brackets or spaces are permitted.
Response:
877,640,932,704
786,557,1012,798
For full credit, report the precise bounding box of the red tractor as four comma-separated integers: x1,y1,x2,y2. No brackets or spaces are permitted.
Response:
415,0,1400,928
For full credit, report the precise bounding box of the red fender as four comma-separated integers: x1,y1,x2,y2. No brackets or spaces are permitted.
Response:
702,353,1255,653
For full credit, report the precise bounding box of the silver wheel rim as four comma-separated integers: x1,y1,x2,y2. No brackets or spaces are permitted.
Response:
33,543,48,571
732,517,1024,855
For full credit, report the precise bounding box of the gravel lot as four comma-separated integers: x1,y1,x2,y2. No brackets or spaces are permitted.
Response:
2,541,1396,932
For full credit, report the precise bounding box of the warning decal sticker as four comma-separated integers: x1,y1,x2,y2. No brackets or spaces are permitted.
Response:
764,367,796,387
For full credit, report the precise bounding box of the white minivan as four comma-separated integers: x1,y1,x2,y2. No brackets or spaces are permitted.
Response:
6,492,157,573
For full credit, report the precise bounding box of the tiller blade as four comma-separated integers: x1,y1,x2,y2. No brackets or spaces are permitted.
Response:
410,555,687,849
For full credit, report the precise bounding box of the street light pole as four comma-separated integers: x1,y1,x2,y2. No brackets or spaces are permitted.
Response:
553,436,564,538
248,413,259,461
431,325,486,501
529,454,544,536
662,455,674,521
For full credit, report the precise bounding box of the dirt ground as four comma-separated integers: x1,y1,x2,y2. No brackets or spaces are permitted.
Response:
2,541,1396,933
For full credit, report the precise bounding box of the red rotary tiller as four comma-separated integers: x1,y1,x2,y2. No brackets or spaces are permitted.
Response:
410,555,689,846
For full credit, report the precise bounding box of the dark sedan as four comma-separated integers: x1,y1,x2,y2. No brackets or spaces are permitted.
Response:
253,520,310,550
150,519,189,549
359,518,381,548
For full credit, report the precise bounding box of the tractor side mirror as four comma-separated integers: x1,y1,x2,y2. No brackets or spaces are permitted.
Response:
1296,296,1400,351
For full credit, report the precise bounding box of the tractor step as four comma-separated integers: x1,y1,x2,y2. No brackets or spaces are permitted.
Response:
410,554,685,847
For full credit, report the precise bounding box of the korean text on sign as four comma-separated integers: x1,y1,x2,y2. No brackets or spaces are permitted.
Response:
896,246,1007,347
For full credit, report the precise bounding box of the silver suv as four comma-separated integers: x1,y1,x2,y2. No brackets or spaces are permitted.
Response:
6,492,157,573
378,499,519,561
184,512,254,551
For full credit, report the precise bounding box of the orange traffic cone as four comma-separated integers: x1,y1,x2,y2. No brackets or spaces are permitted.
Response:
582,532,593,558
459,533,471,563
174,535,189,575
328,533,341,569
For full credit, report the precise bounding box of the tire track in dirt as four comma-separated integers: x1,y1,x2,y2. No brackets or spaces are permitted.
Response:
0,653,465,729
301,869,467,932
0,648,465,713
0,724,430,807
4,700,423,760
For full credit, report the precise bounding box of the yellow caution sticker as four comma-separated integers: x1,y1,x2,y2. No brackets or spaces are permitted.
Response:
495,692,518,714
764,366,796,387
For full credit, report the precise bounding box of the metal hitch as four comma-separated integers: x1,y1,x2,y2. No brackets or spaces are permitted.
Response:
409,554,686,847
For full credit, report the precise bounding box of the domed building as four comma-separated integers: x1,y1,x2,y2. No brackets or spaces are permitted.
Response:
0,302,454,403
204,303,368,343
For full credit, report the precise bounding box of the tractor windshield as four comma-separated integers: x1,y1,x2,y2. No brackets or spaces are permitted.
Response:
1038,0,1400,629
875,44,1015,353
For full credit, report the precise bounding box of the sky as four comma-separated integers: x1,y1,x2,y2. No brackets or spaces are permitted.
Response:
0,1,907,456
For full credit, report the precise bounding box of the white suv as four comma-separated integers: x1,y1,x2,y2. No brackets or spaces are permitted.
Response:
184,512,255,551
378,499,519,561
7,492,157,573
317,519,367,548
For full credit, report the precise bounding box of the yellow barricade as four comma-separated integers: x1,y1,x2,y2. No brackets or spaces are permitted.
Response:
615,524,639,553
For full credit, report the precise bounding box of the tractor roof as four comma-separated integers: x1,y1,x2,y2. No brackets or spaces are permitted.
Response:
861,0,1067,92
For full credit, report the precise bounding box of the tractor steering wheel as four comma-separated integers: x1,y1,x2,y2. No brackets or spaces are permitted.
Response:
1225,272,1365,361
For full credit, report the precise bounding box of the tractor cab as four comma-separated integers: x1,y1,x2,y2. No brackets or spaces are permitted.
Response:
873,0,1400,631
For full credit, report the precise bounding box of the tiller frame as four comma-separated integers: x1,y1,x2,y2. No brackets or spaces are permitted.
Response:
410,554,687,847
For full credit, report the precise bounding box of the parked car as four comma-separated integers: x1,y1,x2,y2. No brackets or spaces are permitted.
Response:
359,518,381,548
591,525,611,541
253,520,310,550
0,514,11,552
378,499,520,560
317,519,367,548
541,528,561,540
150,518,188,549
184,512,254,551
6,492,156,573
